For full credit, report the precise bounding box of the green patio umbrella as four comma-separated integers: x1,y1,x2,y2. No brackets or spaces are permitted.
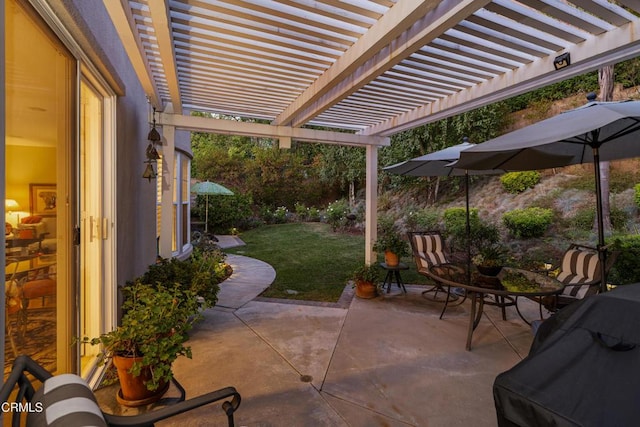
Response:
190,181,234,233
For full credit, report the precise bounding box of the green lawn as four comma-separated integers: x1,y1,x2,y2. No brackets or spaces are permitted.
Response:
225,223,431,302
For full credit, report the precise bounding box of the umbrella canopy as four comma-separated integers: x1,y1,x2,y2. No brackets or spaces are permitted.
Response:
455,97,640,292
190,181,234,233
191,181,234,196
455,99,640,170
384,138,502,177
384,138,504,283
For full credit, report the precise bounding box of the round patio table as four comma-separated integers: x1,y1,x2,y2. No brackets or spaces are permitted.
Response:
428,264,564,350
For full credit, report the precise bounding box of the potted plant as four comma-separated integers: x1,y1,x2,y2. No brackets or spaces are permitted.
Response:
472,243,507,276
351,264,380,299
83,281,201,406
373,219,409,266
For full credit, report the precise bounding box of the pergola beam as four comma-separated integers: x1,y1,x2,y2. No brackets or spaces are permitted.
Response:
103,0,161,109
363,20,640,136
158,113,389,147
147,0,182,114
273,0,490,128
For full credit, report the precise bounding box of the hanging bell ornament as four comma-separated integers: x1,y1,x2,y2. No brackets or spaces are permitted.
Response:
142,161,157,182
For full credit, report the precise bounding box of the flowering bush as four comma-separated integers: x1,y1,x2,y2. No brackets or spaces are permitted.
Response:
325,199,350,231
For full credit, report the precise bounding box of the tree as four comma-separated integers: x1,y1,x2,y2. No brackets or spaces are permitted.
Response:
597,65,614,234
317,145,365,207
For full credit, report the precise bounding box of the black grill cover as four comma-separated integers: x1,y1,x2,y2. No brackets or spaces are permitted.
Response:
494,284,640,426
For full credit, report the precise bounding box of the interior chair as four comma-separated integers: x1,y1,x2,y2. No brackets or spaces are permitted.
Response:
19,264,57,333
541,243,619,312
0,355,241,427
407,231,464,304
5,257,23,357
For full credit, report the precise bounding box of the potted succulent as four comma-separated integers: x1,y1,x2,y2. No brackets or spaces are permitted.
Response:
472,243,507,276
351,264,380,299
83,281,201,406
373,219,409,266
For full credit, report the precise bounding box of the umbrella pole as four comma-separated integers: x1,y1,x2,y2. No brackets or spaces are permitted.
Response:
592,146,608,293
465,171,471,286
205,195,209,234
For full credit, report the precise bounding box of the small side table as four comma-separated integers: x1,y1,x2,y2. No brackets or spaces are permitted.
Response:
380,262,409,293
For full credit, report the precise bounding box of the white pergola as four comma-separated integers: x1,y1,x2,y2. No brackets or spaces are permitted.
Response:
105,0,640,262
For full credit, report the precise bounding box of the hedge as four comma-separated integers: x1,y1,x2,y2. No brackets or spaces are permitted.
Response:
500,171,541,194
502,207,554,238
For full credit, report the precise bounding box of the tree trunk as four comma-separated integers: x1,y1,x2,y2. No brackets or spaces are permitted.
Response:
433,176,440,204
349,180,356,208
596,65,614,234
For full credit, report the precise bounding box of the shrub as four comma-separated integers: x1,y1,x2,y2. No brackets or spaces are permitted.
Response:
634,183,640,208
443,207,479,251
500,171,541,194
194,192,253,233
325,199,350,231
307,207,321,222
273,206,289,224
570,206,629,232
294,202,308,221
139,248,227,307
609,235,640,285
610,206,630,232
502,207,554,238
405,208,440,231
570,207,596,230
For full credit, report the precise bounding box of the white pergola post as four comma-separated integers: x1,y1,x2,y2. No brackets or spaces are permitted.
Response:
159,124,175,258
365,144,378,265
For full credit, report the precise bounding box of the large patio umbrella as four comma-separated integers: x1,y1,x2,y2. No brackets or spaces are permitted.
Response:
190,181,234,233
384,137,504,282
455,96,640,292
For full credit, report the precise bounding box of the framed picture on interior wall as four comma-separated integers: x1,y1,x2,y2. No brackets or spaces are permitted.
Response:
30,183,57,217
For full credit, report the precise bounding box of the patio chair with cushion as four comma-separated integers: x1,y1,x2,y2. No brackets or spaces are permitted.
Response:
0,355,241,427
541,243,619,312
407,231,464,305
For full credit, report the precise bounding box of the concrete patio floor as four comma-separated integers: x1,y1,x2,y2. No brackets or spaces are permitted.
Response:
159,239,538,426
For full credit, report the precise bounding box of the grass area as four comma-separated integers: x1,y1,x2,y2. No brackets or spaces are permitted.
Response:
225,222,431,302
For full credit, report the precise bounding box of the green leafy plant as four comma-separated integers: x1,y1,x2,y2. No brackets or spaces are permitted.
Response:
307,207,321,222
443,207,485,252
294,202,308,221
500,171,541,194
503,207,554,238
472,243,507,267
83,282,202,391
194,192,253,233
350,264,380,284
373,216,409,257
141,249,227,308
404,207,440,231
609,236,640,285
325,199,350,231
634,184,640,209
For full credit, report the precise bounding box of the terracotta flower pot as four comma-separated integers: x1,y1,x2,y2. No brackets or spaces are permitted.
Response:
355,280,377,299
384,251,399,267
113,355,169,407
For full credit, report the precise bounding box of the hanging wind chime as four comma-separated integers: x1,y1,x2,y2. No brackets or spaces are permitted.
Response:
143,108,161,181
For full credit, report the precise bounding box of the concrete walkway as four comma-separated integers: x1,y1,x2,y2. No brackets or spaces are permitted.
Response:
161,237,537,426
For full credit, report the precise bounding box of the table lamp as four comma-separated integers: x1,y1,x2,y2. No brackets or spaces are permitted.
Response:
5,199,21,226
